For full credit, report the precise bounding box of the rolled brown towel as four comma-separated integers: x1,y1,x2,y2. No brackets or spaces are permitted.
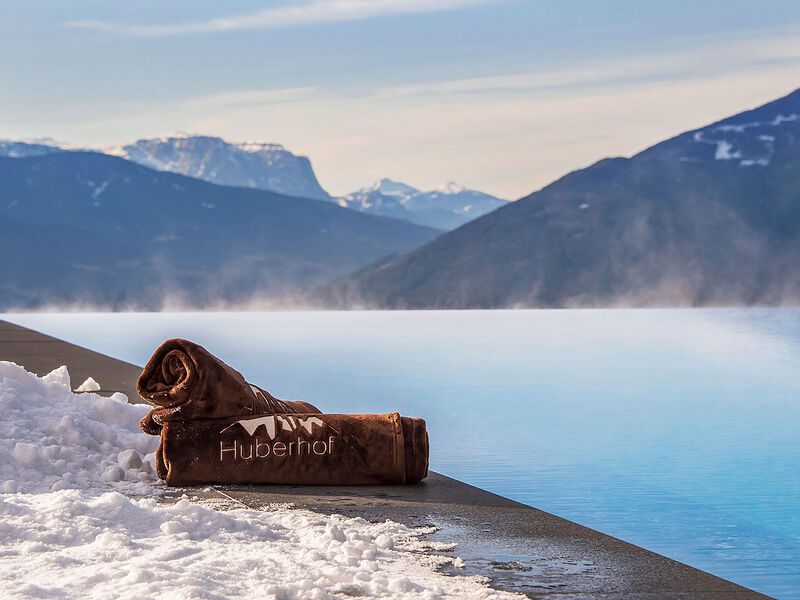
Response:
154,412,429,486
137,338,320,435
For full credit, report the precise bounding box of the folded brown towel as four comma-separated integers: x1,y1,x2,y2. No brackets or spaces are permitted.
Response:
154,412,429,486
138,338,429,486
138,338,320,435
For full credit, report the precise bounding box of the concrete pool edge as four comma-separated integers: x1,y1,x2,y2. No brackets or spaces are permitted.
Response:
0,319,774,599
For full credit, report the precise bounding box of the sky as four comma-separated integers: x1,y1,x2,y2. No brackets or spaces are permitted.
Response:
2,1,800,199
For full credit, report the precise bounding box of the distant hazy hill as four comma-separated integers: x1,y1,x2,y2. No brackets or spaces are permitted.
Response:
315,88,800,308
0,213,143,310
0,152,439,310
337,178,508,230
105,134,331,201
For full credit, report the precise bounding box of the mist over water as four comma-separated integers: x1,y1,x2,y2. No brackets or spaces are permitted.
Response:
4,308,799,599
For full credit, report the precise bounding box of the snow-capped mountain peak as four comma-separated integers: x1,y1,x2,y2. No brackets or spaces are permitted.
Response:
434,181,466,195
367,178,420,199
105,135,331,200
338,178,507,230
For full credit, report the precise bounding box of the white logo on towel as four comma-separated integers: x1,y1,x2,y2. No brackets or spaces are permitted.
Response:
219,415,334,461
220,415,324,439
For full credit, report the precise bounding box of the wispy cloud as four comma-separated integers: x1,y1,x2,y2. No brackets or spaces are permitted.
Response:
69,0,494,36
373,38,800,99
180,87,318,110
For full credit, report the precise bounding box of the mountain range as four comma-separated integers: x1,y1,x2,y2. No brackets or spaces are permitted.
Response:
4,88,800,310
312,87,800,308
0,135,504,230
0,151,438,310
336,179,508,230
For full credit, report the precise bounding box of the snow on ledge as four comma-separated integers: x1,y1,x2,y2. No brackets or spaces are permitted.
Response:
0,362,522,599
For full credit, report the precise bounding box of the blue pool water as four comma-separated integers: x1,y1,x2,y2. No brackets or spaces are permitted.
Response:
3,309,799,599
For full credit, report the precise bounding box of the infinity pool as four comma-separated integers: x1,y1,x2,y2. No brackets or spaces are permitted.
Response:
3,309,798,598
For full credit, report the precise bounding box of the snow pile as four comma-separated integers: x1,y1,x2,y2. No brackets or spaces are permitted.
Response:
0,362,522,599
0,361,158,495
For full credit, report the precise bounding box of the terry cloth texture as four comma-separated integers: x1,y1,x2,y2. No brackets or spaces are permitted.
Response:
138,339,429,486
155,412,429,486
138,338,320,435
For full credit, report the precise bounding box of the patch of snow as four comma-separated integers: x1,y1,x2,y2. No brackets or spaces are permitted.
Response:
740,158,770,167
691,111,799,166
234,141,287,153
694,127,775,166
713,141,741,160
436,181,466,195
75,376,101,393
91,180,109,199
715,123,749,133
99,143,126,157
200,202,216,209
368,178,420,199
696,128,774,166
579,203,590,210
715,113,799,132
0,363,522,599
770,113,800,125
712,114,800,134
